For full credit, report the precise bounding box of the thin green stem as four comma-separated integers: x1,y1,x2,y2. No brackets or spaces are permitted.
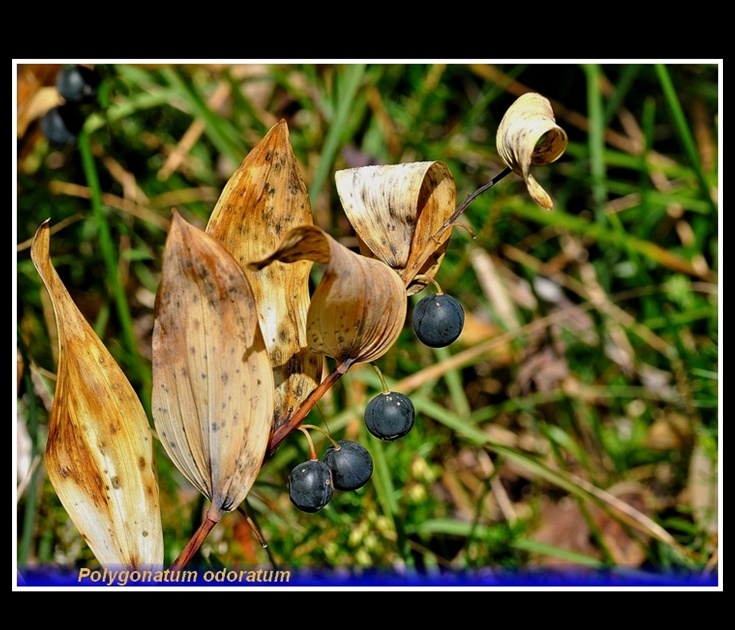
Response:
412,274,443,295
301,424,341,450
369,363,390,394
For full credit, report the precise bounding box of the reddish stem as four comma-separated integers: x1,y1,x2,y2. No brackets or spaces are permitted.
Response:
170,363,348,571
169,505,222,571
266,363,348,458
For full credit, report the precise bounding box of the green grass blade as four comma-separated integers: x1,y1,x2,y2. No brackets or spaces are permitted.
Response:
414,396,694,562
309,64,366,205
370,438,414,568
77,130,152,415
655,64,717,215
583,64,608,218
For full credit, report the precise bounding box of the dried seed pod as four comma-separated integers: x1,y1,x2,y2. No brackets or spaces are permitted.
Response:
252,225,407,371
152,212,274,516
31,221,163,570
335,161,456,294
496,92,568,210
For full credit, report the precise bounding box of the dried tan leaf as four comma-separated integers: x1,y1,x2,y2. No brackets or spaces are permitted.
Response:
688,438,718,536
30,221,163,570
152,212,274,516
496,92,568,210
335,161,456,294
252,225,406,371
206,120,321,435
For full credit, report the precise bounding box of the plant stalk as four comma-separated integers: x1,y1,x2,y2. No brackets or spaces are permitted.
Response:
408,167,512,290
266,364,348,458
169,506,222,571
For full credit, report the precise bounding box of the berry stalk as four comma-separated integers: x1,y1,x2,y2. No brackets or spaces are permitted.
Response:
409,167,512,292
441,166,512,232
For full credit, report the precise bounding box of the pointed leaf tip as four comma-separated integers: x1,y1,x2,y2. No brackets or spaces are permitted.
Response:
206,120,321,434
153,212,274,513
31,221,163,570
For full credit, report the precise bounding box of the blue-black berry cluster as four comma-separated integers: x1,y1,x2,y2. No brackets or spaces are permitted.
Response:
290,265,465,514
288,440,374,512
40,65,103,145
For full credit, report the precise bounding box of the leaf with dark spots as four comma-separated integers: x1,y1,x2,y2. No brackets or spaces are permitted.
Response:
206,120,321,436
152,212,274,517
253,226,406,369
335,161,456,294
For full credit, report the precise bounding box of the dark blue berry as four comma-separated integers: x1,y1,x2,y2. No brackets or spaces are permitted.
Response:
40,104,85,145
412,293,465,348
364,392,415,441
323,440,373,490
56,65,100,103
288,460,333,512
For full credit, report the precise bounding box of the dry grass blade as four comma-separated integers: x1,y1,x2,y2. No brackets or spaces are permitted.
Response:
473,441,692,559
252,225,407,370
30,221,163,570
207,120,321,435
152,212,274,517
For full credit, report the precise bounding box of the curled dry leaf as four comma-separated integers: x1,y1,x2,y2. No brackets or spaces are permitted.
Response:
252,225,407,371
152,212,274,517
206,120,321,436
30,221,163,570
335,161,456,295
496,92,568,210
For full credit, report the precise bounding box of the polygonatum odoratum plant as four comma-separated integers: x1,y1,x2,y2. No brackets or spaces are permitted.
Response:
30,92,567,571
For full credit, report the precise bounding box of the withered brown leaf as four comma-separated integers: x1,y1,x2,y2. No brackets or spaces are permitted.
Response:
496,92,568,210
206,120,322,435
252,225,407,371
31,221,163,570
152,212,274,516
335,161,456,295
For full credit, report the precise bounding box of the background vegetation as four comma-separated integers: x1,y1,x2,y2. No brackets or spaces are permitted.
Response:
15,62,719,584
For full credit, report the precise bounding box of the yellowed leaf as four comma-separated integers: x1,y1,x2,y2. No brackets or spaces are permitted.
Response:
496,92,568,210
152,212,274,517
30,221,163,570
335,161,456,294
206,120,321,436
252,225,407,371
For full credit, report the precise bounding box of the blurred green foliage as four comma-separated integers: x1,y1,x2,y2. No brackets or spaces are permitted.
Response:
15,62,719,580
